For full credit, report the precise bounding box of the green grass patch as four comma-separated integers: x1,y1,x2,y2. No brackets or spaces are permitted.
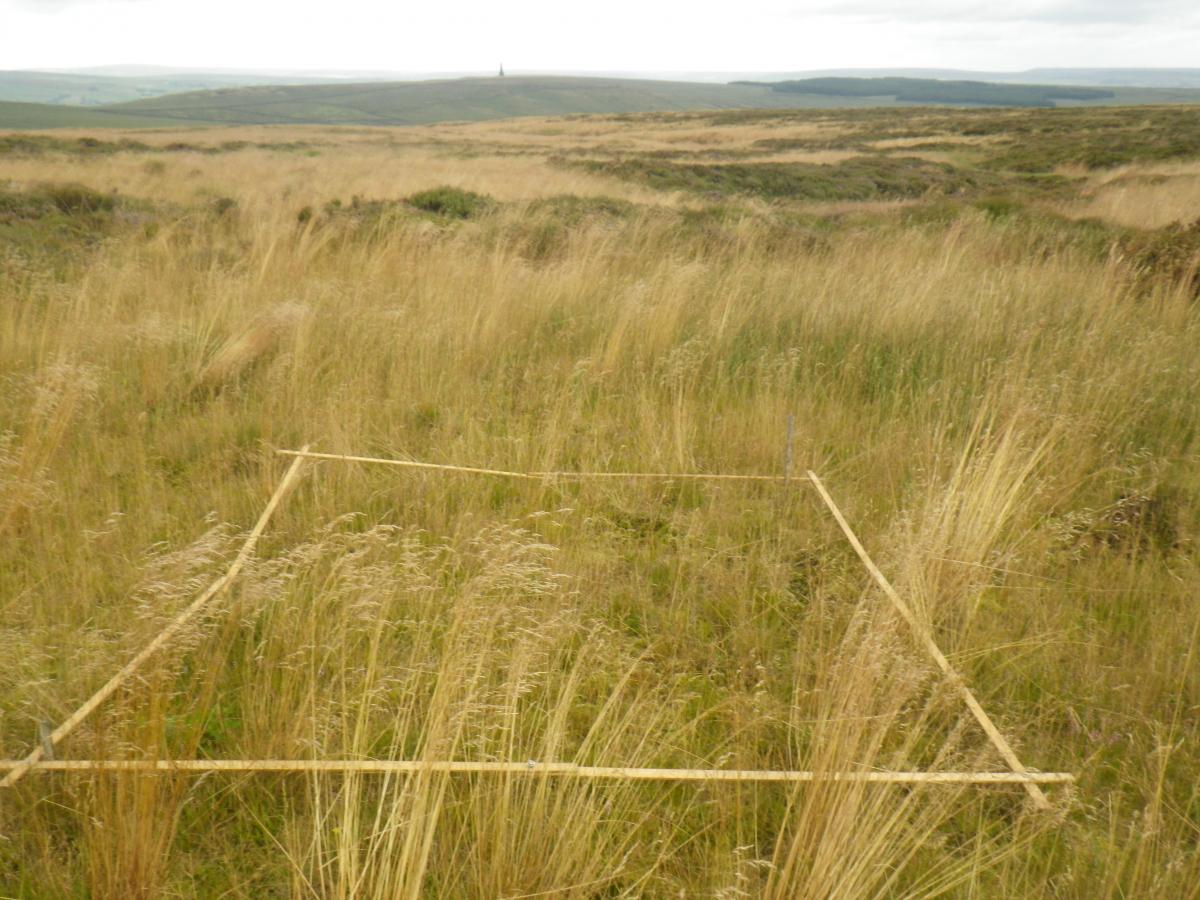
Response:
406,186,493,219
978,106,1200,171
0,182,142,263
570,155,995,201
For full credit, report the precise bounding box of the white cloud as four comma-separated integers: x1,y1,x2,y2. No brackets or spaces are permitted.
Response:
9,0,147,9
0,0,1197,72
803,0,1195,25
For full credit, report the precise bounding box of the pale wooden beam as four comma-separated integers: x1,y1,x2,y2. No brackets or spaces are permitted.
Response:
806,470,1052,810
1,447,310,789
0,759,1075,784
275,448,805,482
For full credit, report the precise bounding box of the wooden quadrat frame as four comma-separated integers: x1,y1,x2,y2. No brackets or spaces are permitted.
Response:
1,446,1072,810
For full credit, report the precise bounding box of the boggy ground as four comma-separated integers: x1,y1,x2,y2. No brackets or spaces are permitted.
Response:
0,105,1198,897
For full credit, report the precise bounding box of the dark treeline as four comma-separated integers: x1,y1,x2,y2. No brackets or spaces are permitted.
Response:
735,77,1113,107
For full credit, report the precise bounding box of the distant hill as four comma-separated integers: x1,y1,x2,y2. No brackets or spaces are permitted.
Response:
17,65,1200,92
0,70,344,107
96,75,1200,125
736,77,1116,108
1,75,1197,131
0,99,209,129
785,68,1200,90
101,76,818,125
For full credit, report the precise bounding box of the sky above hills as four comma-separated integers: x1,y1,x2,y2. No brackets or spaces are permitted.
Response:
4,0,1199,72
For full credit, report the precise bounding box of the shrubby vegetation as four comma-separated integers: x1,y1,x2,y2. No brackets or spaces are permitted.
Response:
0,182,140,262
0,133,317,157
406,185,493,218
572,155,996,200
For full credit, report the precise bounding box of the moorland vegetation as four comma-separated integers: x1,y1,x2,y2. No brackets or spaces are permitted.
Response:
0,104,1198,897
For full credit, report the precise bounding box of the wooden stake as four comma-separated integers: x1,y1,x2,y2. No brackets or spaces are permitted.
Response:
0,447,310,790
0,758,1075,784
38,722,54,761
805,470,1053,810
784,414,796,485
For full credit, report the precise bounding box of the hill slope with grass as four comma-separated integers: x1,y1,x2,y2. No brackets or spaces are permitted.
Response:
737,76,1118,107
102,76,819,125
3,76,1199,130
737,76,1200,107
101,75,1200,127
0,99,212,129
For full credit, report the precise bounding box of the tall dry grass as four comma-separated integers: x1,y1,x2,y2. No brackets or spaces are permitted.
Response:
1062,162,1200,229
0,119,1197,897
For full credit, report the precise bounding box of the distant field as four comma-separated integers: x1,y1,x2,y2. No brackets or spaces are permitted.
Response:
0,99,210,129
1,104,1199,897
3,74,1196,131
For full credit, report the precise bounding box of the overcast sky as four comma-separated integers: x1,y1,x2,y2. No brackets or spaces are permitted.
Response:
4,0,1199,72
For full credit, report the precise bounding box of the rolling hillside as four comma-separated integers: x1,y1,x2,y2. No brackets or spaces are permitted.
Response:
3,75,1199,131
0,99,210,130
787,67,1200,89
103,76,819,125
92,75,1200,126
736,77,1118,107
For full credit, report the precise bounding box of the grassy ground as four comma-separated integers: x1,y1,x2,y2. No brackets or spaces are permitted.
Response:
0,105,1198,897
